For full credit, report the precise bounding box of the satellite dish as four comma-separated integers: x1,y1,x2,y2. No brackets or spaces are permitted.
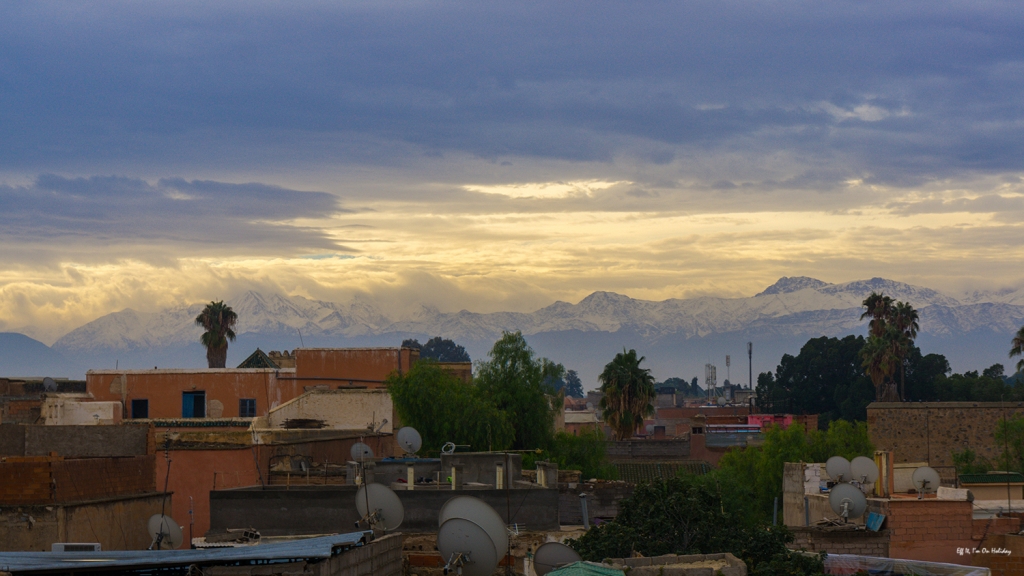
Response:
397,427,422,455
351,442,374,462
534,542,582,576
437,517,499,576
850,456,879,484
828,483,868,521
715,396,725,406
355,483,404,531
825,456,852,483
147,514,183,550
42,377,57,392
912,466,941,498
439,495,509,558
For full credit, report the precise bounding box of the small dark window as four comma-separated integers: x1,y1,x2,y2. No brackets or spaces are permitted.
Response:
692,426,704,435
239,398,257,418
131,399,149,419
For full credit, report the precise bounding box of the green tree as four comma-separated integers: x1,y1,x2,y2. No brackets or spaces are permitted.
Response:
524,429,616,480
859,292,919,401
599,349,656,440
563,370,584,398
1011,326,1024,375
402,337,471,362
387,361,513,454
567,473,824,575
718,420,873,517
195,300,238,368
861,325,902,402
475,331,558,450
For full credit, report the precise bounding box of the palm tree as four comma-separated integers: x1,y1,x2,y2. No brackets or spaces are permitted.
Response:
861,327,901,402
860,292,894,337
195,301,238,368
598,349,656,440
892,301,919,400
1011,326,1024,376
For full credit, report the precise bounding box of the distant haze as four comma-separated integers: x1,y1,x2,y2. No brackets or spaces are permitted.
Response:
3,276,1017,388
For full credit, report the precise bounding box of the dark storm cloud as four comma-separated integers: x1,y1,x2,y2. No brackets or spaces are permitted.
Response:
0,175,346,255
0,1,1022,183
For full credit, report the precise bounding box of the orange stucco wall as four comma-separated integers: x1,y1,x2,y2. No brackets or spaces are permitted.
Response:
294,348,419,387
87,369,303,419
157,447,261,544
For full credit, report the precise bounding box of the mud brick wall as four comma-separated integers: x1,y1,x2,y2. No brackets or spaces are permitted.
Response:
868,402,1024,467
886,499,974,562
0,455,156,505
0,457,54,503
0,423,153,457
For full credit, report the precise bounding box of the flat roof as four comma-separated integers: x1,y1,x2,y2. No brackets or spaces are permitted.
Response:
88,368,295,375
0,531,371,574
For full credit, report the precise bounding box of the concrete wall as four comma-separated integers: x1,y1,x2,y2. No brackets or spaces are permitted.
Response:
868,401,1024,467
294,348,419,387
789,526,889,557
0,492,168,551
440,452,522,486
209,486,559,535
87,369,299,419
0,423,153,457
267,389,393,433
41,398,122,425
558,481,634,524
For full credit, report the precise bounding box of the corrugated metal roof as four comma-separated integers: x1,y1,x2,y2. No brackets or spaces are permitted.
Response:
0,531,371,574
549,561,625,576
613,461,711,484
960,472,1024,484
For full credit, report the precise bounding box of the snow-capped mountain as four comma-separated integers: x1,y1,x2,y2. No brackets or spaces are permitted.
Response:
39,276,1024,385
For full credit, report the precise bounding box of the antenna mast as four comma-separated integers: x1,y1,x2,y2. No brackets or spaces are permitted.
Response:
747,342,753,388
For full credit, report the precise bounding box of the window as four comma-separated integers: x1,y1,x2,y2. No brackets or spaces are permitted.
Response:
131,399,149,419
239,398,257,418
182,391,206,418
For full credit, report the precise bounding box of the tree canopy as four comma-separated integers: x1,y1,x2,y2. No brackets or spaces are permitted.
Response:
474,331,559,450
386,360,513,454
755,335,950,426
717,420,874,517
195,300,237,368
567,473,824,575
599,349,656,440
401,336,471,362
562,369,585,398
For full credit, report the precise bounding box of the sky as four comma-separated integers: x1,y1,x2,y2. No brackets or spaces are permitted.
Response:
2,1,1024,343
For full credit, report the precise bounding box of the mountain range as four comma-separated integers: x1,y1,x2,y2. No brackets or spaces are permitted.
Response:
3,277,1023,387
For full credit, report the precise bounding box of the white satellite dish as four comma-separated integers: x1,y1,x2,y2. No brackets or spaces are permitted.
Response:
351,442,374,462
439,495,509,559
42,377,58,392
850,456,879,485
534,542,582,576
355,483,404,531
147,514,183,550
828,483,868,521
825,456,851,483
397,427,423,455
912,466,941,498
437,517,499,576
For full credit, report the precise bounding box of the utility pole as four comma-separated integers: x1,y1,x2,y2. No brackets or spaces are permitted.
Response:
747,342,753,388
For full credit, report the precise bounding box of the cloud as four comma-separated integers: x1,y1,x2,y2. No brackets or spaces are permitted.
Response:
0,175,346,263
0,1,1021,184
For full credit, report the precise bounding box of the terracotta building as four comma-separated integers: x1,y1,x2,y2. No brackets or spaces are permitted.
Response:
85,347,420,420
